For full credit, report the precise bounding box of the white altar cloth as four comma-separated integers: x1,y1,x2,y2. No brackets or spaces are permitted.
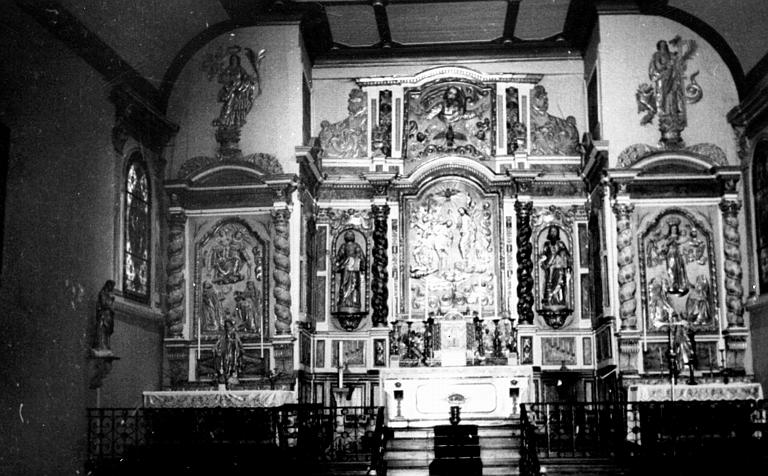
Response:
628,382,763,402
142,390,296,408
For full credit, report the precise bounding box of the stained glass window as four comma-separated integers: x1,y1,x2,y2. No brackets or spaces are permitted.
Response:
123,154,151,302
754,141,768,294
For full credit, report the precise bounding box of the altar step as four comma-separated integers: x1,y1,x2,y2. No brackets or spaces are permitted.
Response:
385,423,522,476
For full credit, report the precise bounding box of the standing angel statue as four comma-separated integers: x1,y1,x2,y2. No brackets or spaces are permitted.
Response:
211,47,266,153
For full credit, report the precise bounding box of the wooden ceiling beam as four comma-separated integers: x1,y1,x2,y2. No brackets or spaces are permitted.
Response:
315,39,581,66
562,0,598,50
371,0,395,48
500,0,521,45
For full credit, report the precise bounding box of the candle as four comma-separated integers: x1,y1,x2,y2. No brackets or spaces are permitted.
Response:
338,341,344,389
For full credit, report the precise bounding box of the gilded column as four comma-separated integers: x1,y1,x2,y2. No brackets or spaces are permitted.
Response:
371,204,390,327
515,201,534,324
614,203,637,330
165,212,186,338
272,209,292,334
720,200,744,327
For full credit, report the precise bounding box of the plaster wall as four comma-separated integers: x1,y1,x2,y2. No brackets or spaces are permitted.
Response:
597,14,739,165
166,24,307,177
0,4,162,474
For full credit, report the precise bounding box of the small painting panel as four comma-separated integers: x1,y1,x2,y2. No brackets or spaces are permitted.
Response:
582,336,593,366
300,333,311,366
332,340,366,367
315,339,326,368
373,338,387,367
642,342,667,372
520,336,534,365
541,337,577,366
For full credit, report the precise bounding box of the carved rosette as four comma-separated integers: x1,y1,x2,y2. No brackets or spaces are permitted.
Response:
515,201,534,324
165,213,186,337
614,203,637,330
720,200,744,327
271,209,292,334
371,205,390,327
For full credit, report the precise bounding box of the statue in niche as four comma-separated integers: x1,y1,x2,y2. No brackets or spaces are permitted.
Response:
685,275,712,325
214,318,243,386
539,226,572,309
636,37,702,148
334,230,366,314
209,46,266,156
202,281,223,331
93,280,116,354
529,85,580,156
506,89,526,154
318,89,368,160
664,218,690,296
372,91,392,157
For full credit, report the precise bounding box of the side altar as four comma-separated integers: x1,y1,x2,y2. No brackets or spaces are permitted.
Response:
381,365,533,427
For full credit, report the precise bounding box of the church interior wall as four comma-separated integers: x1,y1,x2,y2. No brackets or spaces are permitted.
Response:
598,14,739,164
165,23,306,177
0,3,161,473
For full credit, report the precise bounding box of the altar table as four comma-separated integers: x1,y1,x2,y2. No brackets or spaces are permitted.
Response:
142,389,296,408
627,382,764,402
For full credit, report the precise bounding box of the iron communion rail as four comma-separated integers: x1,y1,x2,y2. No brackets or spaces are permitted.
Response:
86,405,384,475
87,401,768,475
520,400,768,475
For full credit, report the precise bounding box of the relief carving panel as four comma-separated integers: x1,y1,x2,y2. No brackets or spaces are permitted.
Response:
405,179,499,319
404,81,494,161
194,219,268,338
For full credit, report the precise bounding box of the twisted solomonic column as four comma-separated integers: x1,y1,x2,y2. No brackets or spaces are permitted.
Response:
165,213,186,337
371,204,390,327
271,209,292,334
720,200,744,327
515,201,534,324
613,203,637,330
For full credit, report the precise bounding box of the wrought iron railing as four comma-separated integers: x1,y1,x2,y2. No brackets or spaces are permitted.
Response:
519,404,541,476
368,406,388,475
87,408,147,474
86,405,383,474
524,400,768,465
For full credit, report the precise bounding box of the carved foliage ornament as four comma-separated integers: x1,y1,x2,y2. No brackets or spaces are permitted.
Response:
318,89,368,160
529,85,580,156
177,152,283,179
636,36,703,148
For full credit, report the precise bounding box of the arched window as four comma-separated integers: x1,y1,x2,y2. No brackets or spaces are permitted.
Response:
754,140,768,294
123,153,151,303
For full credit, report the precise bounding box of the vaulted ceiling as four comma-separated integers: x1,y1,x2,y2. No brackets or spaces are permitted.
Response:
14,0,768,106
